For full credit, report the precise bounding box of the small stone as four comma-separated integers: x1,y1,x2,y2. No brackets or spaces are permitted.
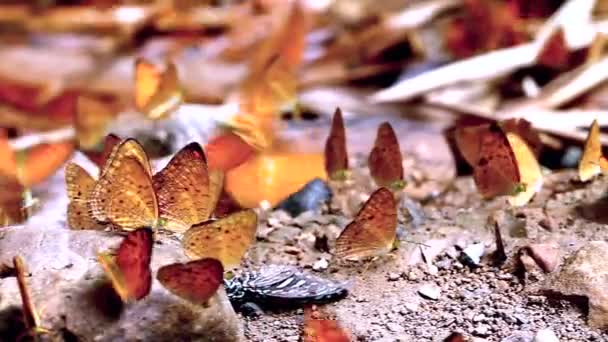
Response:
533,329,559,342
472,325,490,337
387,272,401,281
473,314,487,322
513,313,528,324
461,243,485,267
502,331,534,342
404,301,419,312
386,322,405,333
312,258,329,271
418,283,441,300
525,243,560,273
407,270,419,281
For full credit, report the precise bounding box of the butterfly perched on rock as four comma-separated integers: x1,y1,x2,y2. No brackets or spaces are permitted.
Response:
65,162,106,230
303,306,351,342
334,187,397,261
225,265,348,309
134,58,183,120
182,210,257,269
157,258,224,304
579,119,608,182
97,228,153,302
368,122,405,191
324,108,349,181
455,122,542,206
89,138,217,232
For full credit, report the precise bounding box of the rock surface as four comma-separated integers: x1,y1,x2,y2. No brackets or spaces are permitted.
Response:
543,241,608,329
0,170,243,342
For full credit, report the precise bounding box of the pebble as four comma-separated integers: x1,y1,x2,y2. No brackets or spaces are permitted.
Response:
386,322,405,333
472,325,490,337
312,258,329,271
418,283,441,300
533,329,559,342
387,272,401,281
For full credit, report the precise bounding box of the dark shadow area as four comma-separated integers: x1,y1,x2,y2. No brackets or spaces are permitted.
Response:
87,281,124,320
576,196,608,224
0,306,26,341
541,291,590,317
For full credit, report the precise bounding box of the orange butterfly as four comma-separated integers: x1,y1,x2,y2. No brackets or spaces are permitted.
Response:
65,162,106,230
303,306,350,342
82,133,122,171
368,122,405,190
97,228,153,302
182,209,257,269
134,58,183,120
334,187,397,261
324,108,349,180
157,258,224,304
13,256,48,339
89,138,219,232
579,119,608,182
456,122,542,206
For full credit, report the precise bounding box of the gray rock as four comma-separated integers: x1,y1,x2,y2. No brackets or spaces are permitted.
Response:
502,331,534,342
461,243,485,267
0,225,243,341
544,241,608,329
418,283,441,300
525,243,560,273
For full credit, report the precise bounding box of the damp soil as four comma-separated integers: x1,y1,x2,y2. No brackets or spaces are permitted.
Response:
240,139,608,341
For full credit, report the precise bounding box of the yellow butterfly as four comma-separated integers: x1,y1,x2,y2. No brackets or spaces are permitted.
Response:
579,119,608,182
65,162,106,230
134,58,183,120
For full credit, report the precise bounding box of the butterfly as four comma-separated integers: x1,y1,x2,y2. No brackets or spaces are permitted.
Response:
157,258,224,304
134,58,182,120
82,133,122,171
97,228,153,302
334,187,397,261
182,210,257,269
90,139,215,232
224,265,348,309
13,256,43,333
65,162,106,230
75,95,116,150
457,122,542,205
324,108,349,181
303,306,351,342
368,122,405,190
579,119,608,182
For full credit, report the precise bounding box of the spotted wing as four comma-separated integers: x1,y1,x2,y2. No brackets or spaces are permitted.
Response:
182,210,257,269
472,123,520,198
157,258,224,304
334,187,397,260
65,162,105,230
153,142,210,232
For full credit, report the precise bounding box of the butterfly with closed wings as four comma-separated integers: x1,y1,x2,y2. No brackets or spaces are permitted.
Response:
368,122,405,191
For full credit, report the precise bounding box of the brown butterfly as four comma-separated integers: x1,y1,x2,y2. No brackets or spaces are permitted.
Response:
324,108,349,181
65,162,106,230
368,122,405,190
134,58,182,120
153,142,215,232
157,258,224,304
303,306,350,342
90,138,158,230
182,209,257,269
13,256,47,338
334,187,397,261
97,228,153,302
0,174,26,226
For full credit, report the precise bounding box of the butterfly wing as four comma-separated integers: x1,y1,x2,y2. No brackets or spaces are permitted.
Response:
324,108,348,180
98,228,153,302
65,162,105,230
579,119,603,182
472,124,520,198
90,155,158,230
335,187,397,260
135,58,161,111
368,122,404,189
303,307,350,342
182,210,257,269
82,133,122,170
100,138,151,177
208,169,225,219
142,62,182,120
506,132,543,206
157,258,224,304
153,142,210,232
